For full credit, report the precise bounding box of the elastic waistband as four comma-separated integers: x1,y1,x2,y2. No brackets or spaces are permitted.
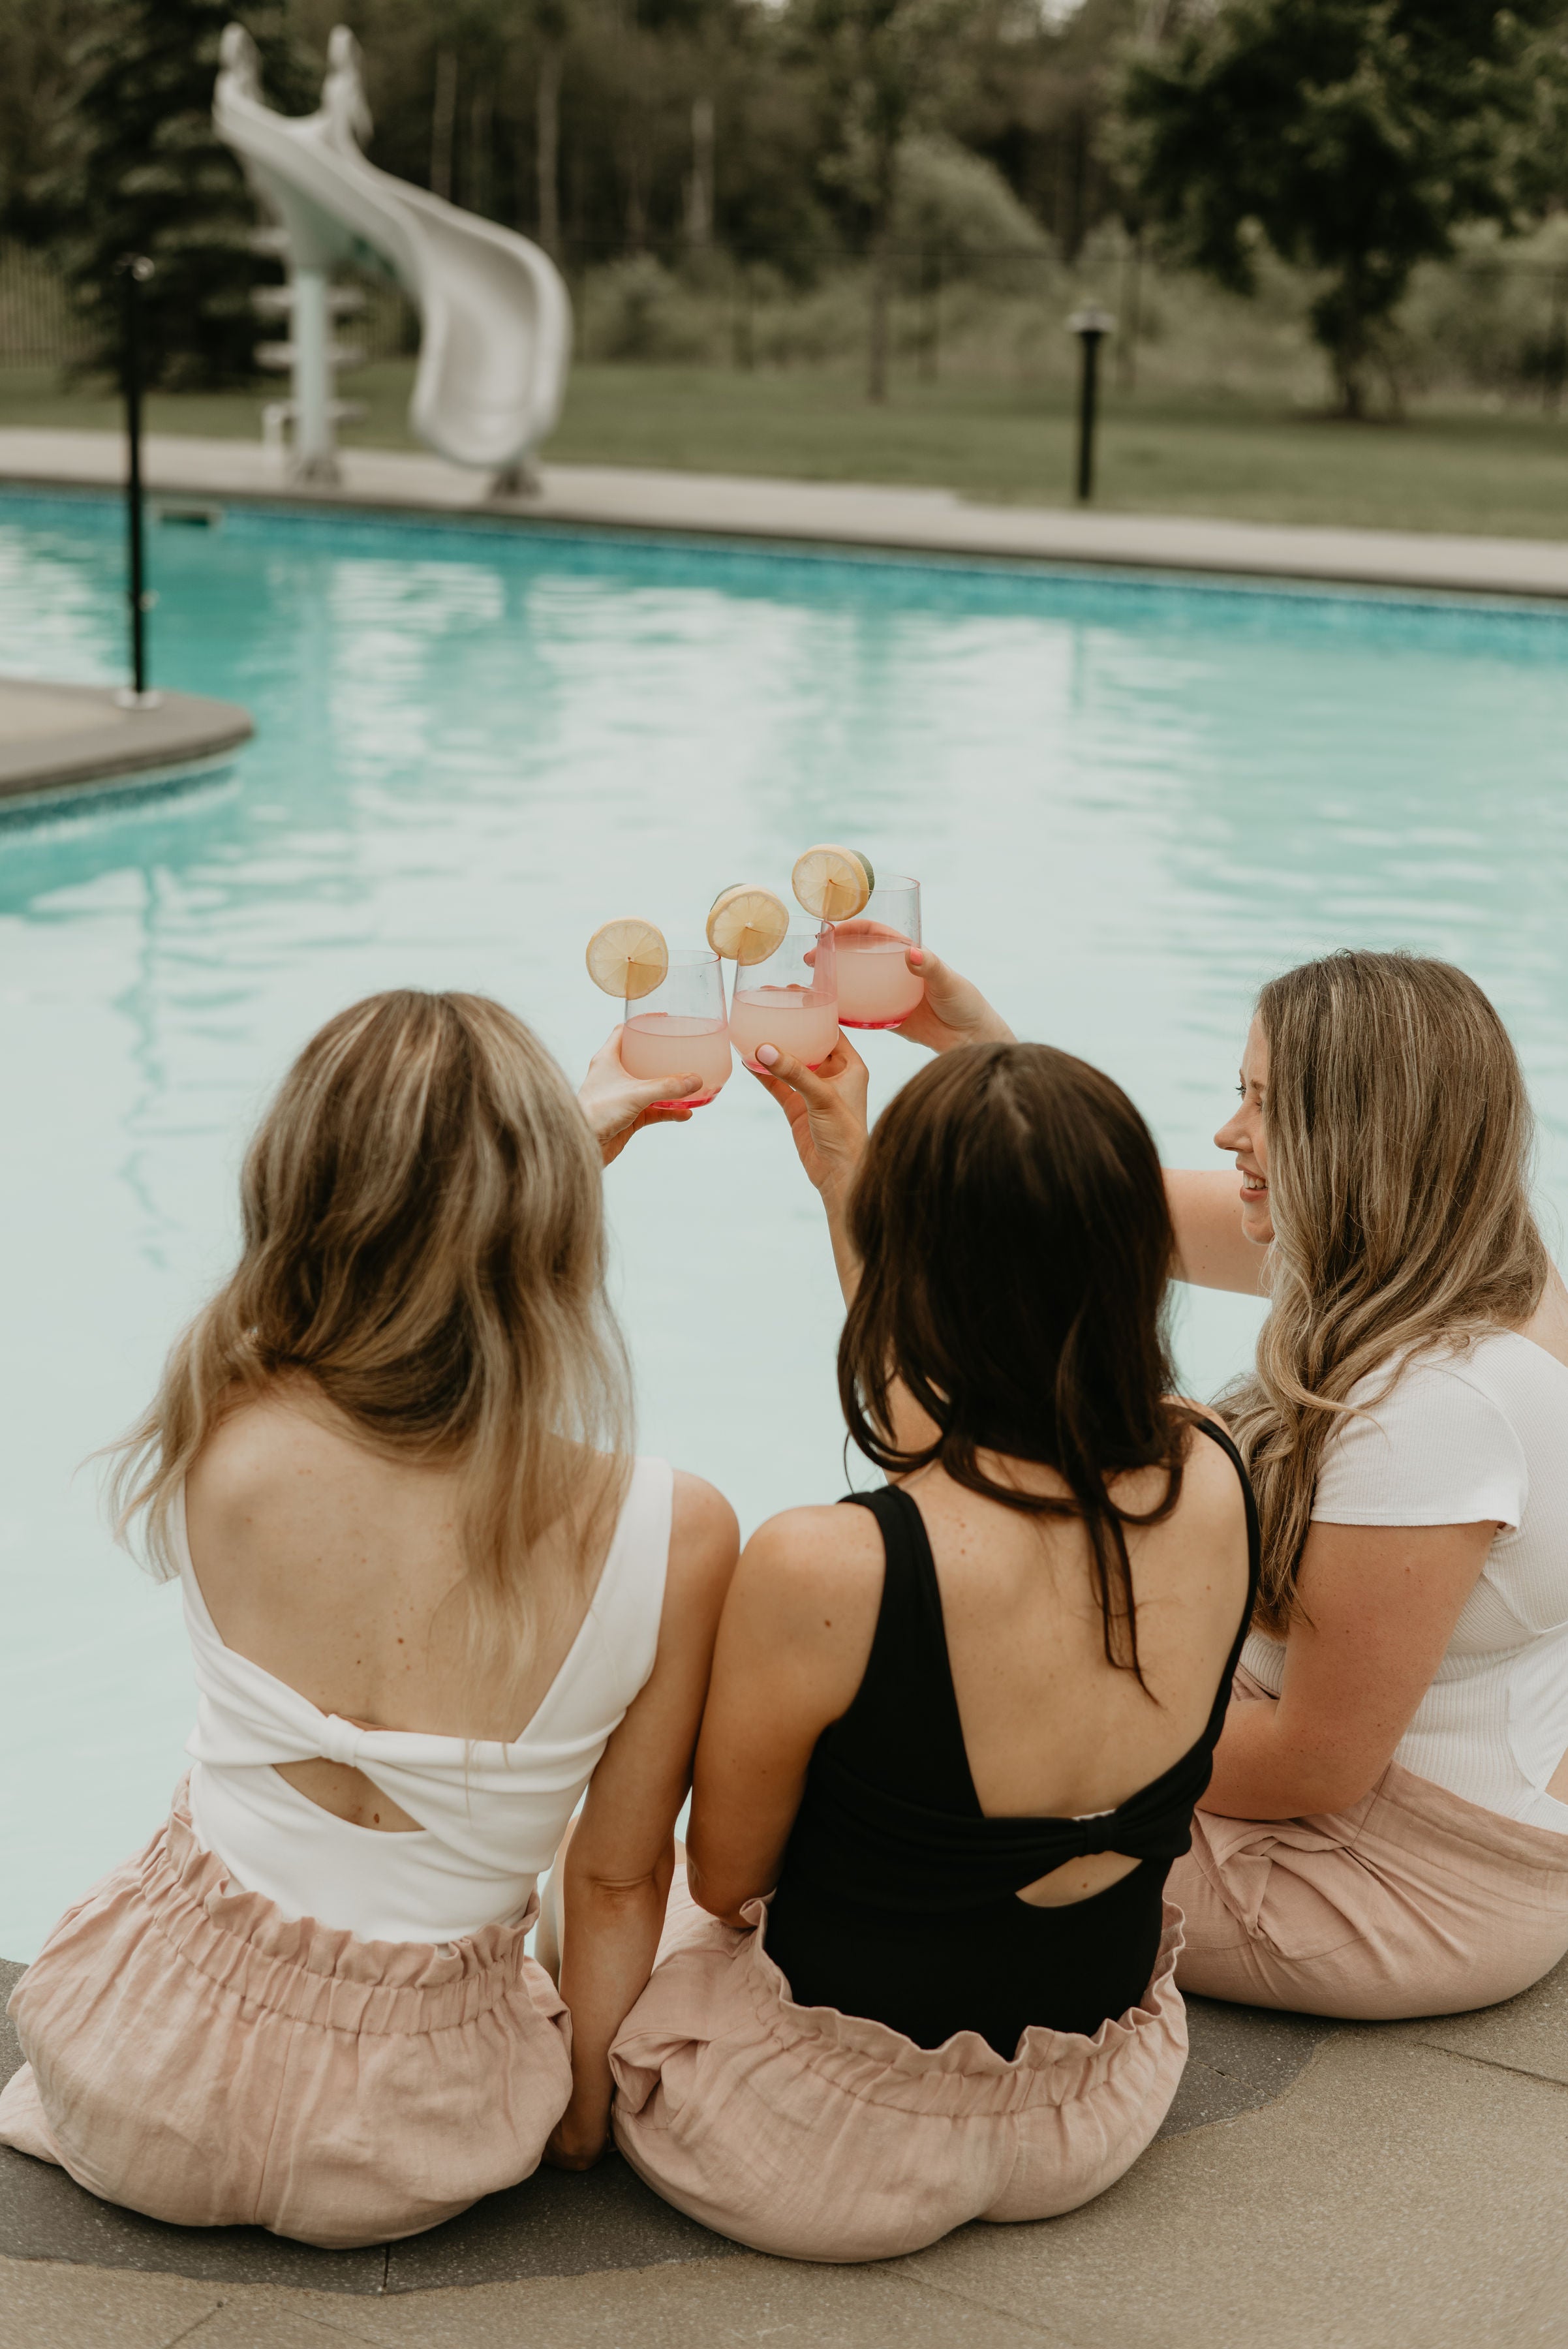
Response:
140,1787,544,2038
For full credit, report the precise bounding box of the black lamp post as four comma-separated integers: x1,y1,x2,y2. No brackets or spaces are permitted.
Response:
116,254,159,708
1068,307,1115,504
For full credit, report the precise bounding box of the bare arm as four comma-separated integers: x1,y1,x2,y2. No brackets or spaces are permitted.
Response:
746,1035,871,1304
1164,1168,1270,1295
684,1508,882,1925
1201,1518,1495,1820
546,1473,738,2168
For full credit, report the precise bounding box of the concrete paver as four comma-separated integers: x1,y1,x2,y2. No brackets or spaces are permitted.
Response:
6,427,1568,601
902,2032,1568,2349
169,2305,387,2349
382,2153,736,2289
1158,1997,1337,2137
0,2252,221,2349
201,2256,1078,2349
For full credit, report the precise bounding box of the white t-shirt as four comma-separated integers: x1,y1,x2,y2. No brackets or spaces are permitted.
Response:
1241,1330,1568,1830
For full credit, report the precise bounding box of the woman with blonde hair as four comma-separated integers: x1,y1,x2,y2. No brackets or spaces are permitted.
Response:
0,993,736,2245
835,942,1568,2018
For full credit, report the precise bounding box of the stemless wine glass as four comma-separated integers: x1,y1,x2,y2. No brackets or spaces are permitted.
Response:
728,923,838,1071
619,948,731,1106
833,876,923,1030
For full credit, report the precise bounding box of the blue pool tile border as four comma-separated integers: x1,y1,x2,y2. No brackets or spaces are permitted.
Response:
6,481,1568,662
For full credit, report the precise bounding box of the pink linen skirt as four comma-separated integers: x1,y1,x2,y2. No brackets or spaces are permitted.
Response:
609,1871,1188,2264
0,1784,574,2248
1171,1667,1568,2019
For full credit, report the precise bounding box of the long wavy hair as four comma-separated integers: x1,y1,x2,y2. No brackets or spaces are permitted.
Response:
1223,951,1547,1635
108,990,632,1656
838,1042,1196,1686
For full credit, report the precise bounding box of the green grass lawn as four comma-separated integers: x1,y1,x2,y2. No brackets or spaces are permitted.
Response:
7,359,1568,539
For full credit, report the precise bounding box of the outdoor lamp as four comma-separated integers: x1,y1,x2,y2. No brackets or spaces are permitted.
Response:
1068,307,1116,504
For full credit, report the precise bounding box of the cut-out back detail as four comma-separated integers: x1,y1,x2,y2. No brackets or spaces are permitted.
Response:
765,1421,1259,2055
175,1460,674,1944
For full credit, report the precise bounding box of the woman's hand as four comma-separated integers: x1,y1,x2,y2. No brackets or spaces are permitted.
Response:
578,1028,701,1167
543,2108,610,2172
748,1033,870,1206
748,1034,869,1300
893,949,1015,1056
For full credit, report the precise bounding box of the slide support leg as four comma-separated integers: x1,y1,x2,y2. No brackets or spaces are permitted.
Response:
290,266,339,485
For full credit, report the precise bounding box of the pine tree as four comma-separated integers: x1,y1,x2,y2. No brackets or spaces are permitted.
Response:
49,0,313,388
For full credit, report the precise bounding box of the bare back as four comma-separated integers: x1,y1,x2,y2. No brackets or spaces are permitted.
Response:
902,1428,1249,1897
184,1389,626,1832
688,1416,1252,1922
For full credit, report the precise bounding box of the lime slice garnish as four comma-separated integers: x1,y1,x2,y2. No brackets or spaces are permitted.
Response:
706,884,790,966
586,917,669,1001
792,844,874,921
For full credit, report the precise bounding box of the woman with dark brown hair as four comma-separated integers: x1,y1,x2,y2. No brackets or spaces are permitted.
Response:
609,1041,1255,2262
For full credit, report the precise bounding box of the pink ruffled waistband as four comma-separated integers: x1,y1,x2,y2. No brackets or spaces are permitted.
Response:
140,1784,542,2036
715,1893,1186,2117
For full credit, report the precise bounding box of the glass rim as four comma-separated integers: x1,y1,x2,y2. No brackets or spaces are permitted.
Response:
866,874,919,895
658,945,723,966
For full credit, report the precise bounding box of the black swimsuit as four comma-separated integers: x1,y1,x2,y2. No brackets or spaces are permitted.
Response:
765,1420,1261,2057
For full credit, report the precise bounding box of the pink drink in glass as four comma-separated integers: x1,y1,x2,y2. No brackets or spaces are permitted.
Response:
620,950,730,1106
834,877,923,1030
729,923,838,1069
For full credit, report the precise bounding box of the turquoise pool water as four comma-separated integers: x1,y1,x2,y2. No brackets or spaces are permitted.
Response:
4,487,1568,1960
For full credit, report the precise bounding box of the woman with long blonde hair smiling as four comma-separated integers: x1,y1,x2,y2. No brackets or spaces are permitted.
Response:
0,992,736,2244
763,944,1568,2018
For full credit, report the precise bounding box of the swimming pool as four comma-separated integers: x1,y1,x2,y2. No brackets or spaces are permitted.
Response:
4,486,1568,1960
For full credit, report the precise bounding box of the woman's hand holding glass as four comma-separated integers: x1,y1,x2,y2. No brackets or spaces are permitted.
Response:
578,1028,703,1167
891,947,1015,1056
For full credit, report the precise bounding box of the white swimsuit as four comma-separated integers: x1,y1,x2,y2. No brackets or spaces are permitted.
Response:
177,1456,673,1944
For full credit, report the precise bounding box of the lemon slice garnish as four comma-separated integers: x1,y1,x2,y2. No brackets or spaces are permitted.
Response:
586,917,669,1001
792,844,874,921
705,883,790,966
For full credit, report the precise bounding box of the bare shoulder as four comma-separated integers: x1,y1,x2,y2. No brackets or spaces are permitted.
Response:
665,1469,740,1608
730,1501,885,1629
185,1388,347,1523
1155,1407,1252,1610
1176,1407,1245,1496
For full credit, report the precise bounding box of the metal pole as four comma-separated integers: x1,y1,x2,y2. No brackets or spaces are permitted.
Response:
117,254,155,703
1068,307,1115,504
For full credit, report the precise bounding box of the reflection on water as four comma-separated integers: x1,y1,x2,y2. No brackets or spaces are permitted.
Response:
4,489,1568,1956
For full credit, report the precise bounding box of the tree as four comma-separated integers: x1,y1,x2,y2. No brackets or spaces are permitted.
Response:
793,0,966,399
1124,0,1568,416
0,0,95,239
46,0,313,388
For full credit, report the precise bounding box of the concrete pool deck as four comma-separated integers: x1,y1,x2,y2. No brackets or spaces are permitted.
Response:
3,1945,1565,2347
0,677,253,808
7,426,1568,600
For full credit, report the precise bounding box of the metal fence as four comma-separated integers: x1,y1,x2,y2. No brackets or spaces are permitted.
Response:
0,242,418,369
0,241,91,363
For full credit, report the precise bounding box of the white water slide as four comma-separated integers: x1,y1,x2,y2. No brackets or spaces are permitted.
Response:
214,23,571,487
